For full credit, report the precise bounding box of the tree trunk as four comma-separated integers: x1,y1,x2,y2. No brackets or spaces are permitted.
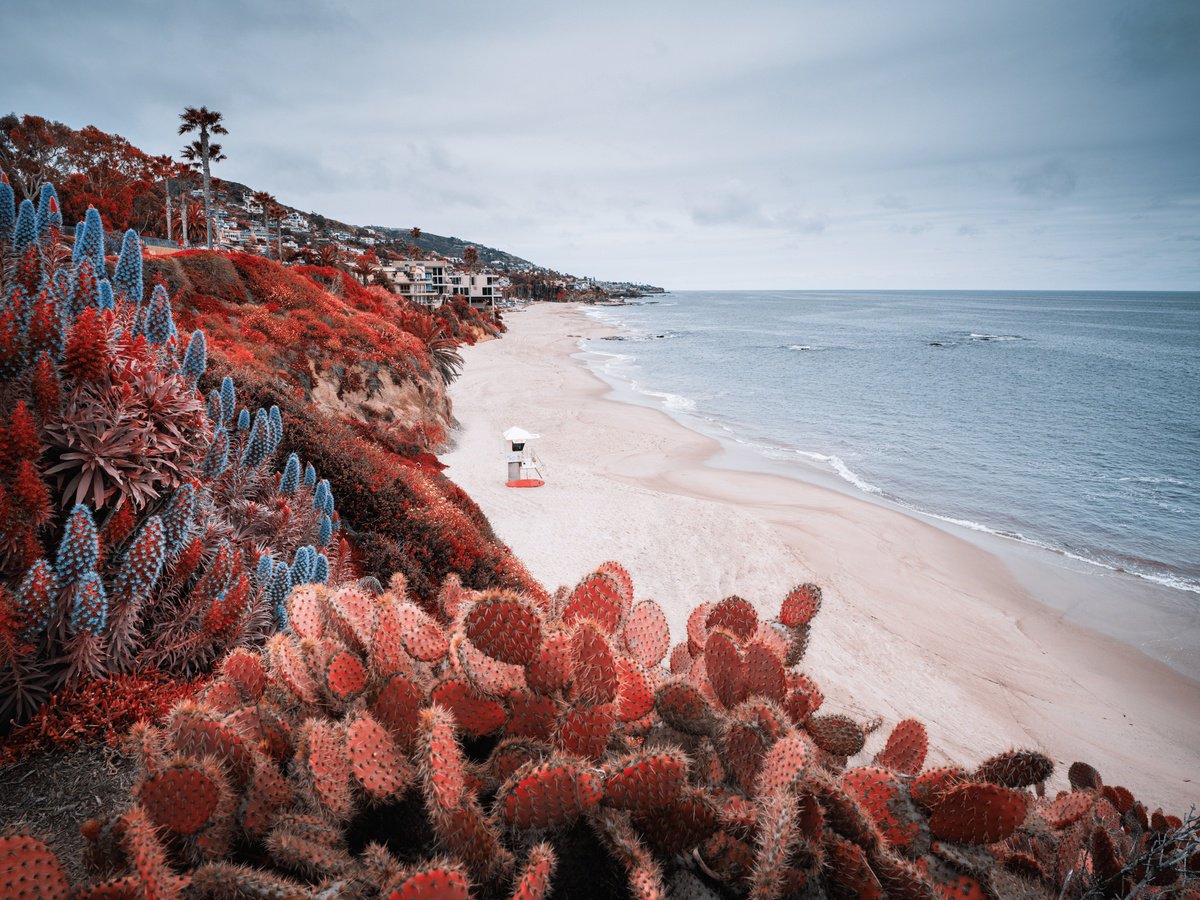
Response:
164,177,173,243
277,218,283,262
181,189,189,247
201,130,213,249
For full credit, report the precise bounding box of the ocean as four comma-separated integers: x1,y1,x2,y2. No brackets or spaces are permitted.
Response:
580,291,1200,596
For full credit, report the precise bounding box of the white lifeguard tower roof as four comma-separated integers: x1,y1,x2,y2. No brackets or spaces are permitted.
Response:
503,426,540,442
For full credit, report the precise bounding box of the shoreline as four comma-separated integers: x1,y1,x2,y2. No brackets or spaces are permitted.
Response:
442,302,1200,808
575,303,1200,682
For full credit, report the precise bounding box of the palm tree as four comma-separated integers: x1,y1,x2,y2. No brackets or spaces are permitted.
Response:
268,201,284,261
177,106,228,249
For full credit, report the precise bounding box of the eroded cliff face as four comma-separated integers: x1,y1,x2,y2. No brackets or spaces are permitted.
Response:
311,367,455,449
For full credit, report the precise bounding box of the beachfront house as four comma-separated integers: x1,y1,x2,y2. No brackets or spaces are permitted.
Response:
382,258,451,307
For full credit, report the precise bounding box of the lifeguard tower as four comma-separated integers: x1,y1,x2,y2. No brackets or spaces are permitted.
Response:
504,426,545,488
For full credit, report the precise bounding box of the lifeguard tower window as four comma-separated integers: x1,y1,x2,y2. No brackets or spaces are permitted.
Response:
512,442,525,451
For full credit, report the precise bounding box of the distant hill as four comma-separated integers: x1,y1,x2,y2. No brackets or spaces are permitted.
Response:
371,226,537,270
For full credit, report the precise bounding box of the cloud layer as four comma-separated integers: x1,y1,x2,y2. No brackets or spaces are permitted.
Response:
2,0,1197,289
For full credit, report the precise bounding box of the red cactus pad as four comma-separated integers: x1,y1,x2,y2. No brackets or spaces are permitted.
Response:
722,719,770,793
778,582,822,628
388,862,471,899
596,560,635,605
668,642,693,674
285,585,326,640
1044,790,1095,828
874,718,928,775
910,766,969,810
526,627,573,695
928,782,1029,844
464,591,543,666
686,601,713,655
302,719,354,821
614,657,655,721
170,704,255,779
1100,784,1134,814
603,750,688,815
842,766,927,852
137,761,225,836
699,830,755,883
571,620,619,705
268,634,319,705
654,677,718,735
488,739,547,785
511,842,557,900
500,758,603,830
556,702,615,760
325,649,367,702
347,712,413,801
418,706,466,811
704,630,747,710
806,713,865,758
1068,760,1103,791
394,602,448,662
373,600,415,678
826,834,885,898
241,759,295,839
506,690,561,742
0,834,70,899
562,572,626,634
326,585,377,652
220,648,267,700
431,677,507,737
755,734,814,797
371,673,423,750
742,640,786,703
621,599,670,667
705,595,758,641
974,749,1054,788
455,629,526,696
635,788,719,856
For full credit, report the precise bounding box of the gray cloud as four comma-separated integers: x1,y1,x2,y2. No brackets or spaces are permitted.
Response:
0,0,1196,289
1013,159,1078,202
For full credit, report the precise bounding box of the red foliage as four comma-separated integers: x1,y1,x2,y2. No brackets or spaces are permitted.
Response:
64,306,110,383
0,672,205,766
30,354,61,417
1,402,41,468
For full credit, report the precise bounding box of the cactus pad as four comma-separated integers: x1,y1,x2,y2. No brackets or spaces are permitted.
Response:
299,719,354,821
431,677,507,737
371,673,423,750
621,599,671,667
755,733,813,797
324,649,367,702
0,834,70,899
704,629,747,710
511,842,557,900
928,782,1029,844
614,657,655,722
742,640,786,703
603,749,688,815
874,718,928,775
500,758,603,830
571,620,619,705
387,860,471,899
393,602,448,662
326,585,377,652
705,595,758,641
346,712,413,801
778,583,822,628
805,713,865,758
556,701,616,760
562,572,626,633
505,690,561,741
842,766,928,853
136,760,227,836
525,628,574,695
463,590,543,666
655,678,719,735
974,749,1054,788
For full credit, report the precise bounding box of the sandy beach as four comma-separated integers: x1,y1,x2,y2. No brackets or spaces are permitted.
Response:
441,302,1200,810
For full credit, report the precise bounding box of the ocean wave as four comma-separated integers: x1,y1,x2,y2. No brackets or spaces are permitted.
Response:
601,331,685,343
629,381,698,412
966,332,1028,342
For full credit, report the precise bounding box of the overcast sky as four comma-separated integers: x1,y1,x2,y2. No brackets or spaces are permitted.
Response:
3,0,1198,289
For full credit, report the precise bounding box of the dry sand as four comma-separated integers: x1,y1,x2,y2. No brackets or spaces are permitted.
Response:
441,302,1200,810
